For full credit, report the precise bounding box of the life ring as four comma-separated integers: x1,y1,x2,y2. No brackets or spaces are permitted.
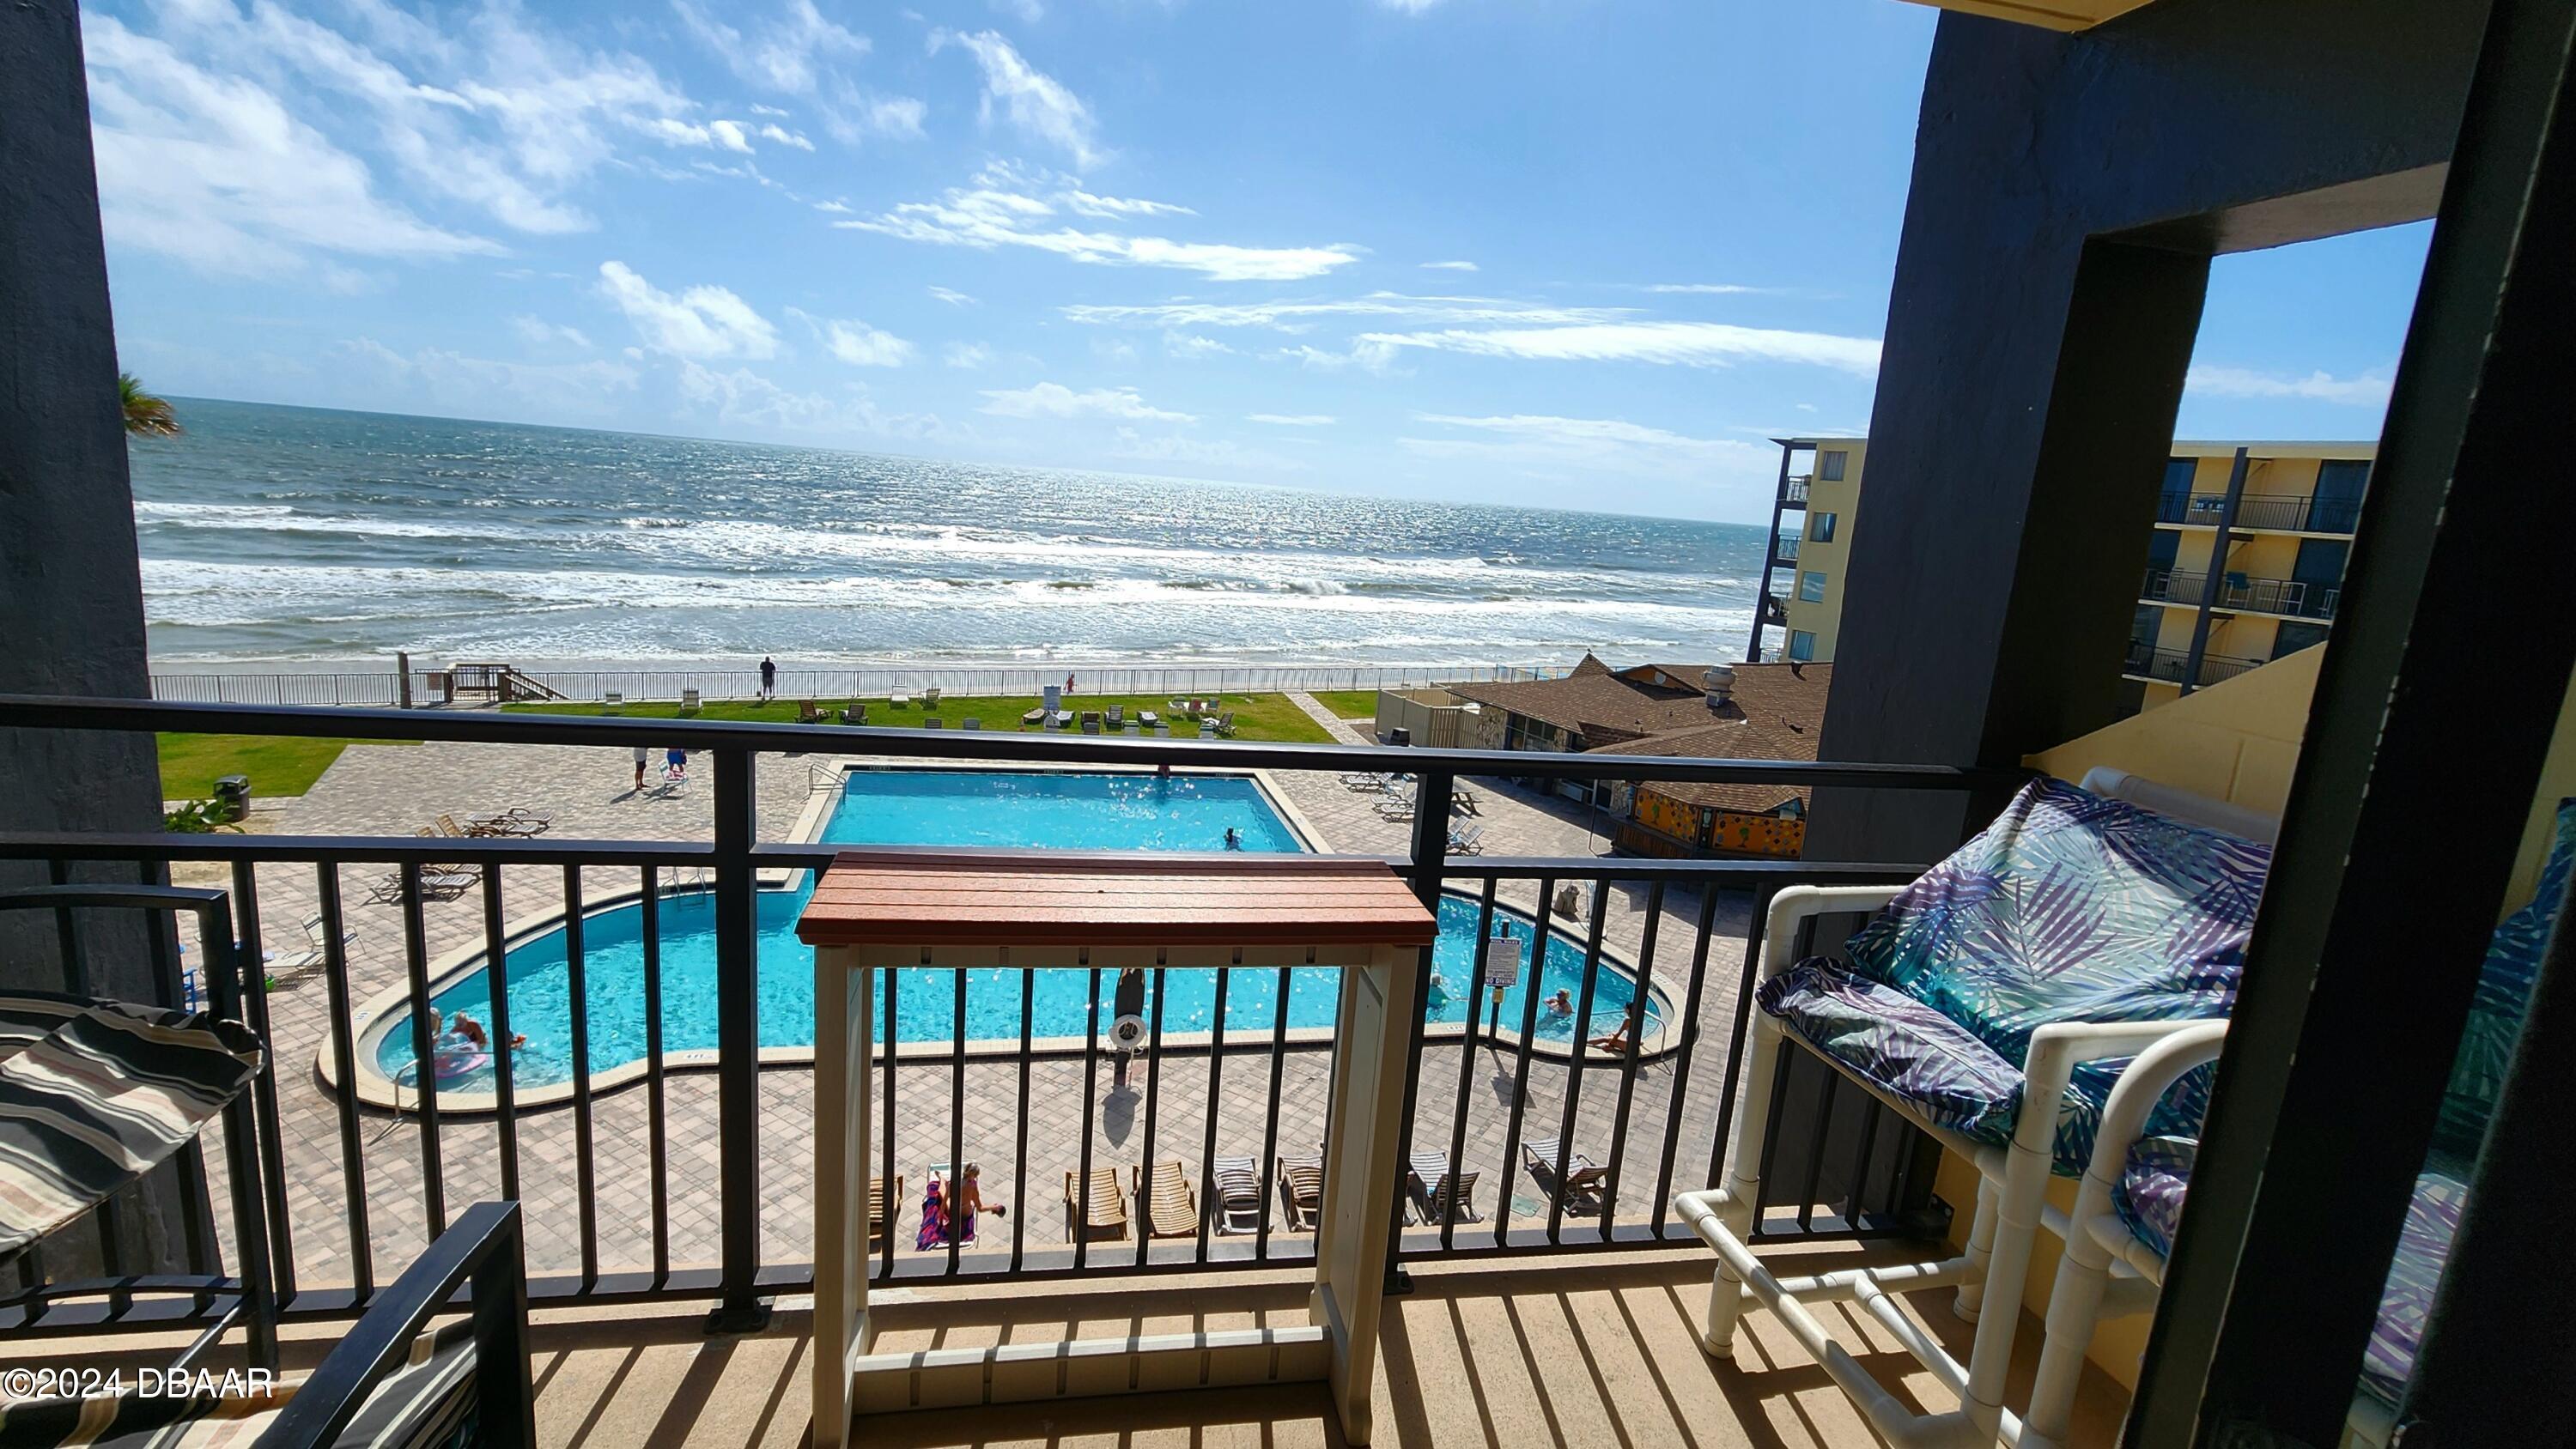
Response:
431,1046,488,1080
1108,1014,1150,1052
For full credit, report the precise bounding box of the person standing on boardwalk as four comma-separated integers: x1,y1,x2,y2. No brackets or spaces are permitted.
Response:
632,744,648,794
759,655,777,701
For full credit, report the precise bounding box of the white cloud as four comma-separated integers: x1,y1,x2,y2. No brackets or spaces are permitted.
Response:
814,200,855,215
928,286,979,306
1400,412,1775,479
511,315,595,349
1379,0,1445,12
2184,365,2394,406
846,168,1358,282
1112,428,1301,475
820,86,927,145
1063,293,1623,331
80,15,503,276
787,307,915,367
1646,282,1773,294
597,260,779,359
991,0,1046,21
708,118,754,153
944,342,993,368
337,336,641,417
1063,191,1196,219
1163,332,1236,359
677,361,948,439
929,30,1103,167
1248,413,1335,426
749,102,792,118
980,382,1193,422
1421,259,1478,272
1358,320,1883,374
758,123,815,150
671,0,868,96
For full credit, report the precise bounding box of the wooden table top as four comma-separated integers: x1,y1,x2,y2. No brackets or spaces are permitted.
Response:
795,851,1438,948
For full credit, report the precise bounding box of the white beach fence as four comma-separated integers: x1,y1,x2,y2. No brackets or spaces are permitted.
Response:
147,662,1559,708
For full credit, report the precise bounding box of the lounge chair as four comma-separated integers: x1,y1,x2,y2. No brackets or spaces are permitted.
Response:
269,911,356,979
602,689,623,714
1520,1136,1607,1206
1454,787,1481,815
1341,771,1392,791
1022,708,1046,727
1212,1155,1264,1234
1135,1159,1198,1239
890,691,909,708
1125,722,1143,736
1198,720,1218,740
468,806,550,838
678,688,701,715
962,718,981,730
1139,710,1158,727
1106,706,1124,726
1376,798,1416,822
1167,698,1188,713
1214,710,1236,736
434,813,471,838
1154,723,1171,737
796,699,826,723
366,866,475,906
1277,1154,1323,1231
841,702,867,725
919,1164,975,1248
1081,718,1101,735
1407,1152,1480,1226
923,687,941,709
924,717,944,729
1674,770,2278,1449
1447,823,1485,856
866,1173,903,1246
1064,1167,1128,1242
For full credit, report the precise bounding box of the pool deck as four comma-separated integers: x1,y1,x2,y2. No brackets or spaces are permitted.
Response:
181,710,1766,1295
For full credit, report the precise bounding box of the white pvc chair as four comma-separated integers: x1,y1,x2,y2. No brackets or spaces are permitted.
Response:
1672,769,2274,1448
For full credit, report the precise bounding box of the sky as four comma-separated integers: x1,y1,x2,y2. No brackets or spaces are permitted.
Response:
88,0,2431,523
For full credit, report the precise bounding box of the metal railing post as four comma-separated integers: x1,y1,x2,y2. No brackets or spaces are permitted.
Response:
1383,768,1453,1292
707,746,770,1333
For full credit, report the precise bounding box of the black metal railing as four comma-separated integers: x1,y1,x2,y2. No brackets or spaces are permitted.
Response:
2142,567,2341,621
2154,491,2366,534
1775,536,1801,564
1783,476,1811,506
0,696,2020,1337
2123,641,2267,688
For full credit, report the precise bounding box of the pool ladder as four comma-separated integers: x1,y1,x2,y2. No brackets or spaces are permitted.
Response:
666,864,715,898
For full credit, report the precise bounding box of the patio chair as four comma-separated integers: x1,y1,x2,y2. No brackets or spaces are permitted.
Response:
2020,796,2572,1449
1198,719,1218,740
1064,1167,1128,1242
1214,710,1236,737
1212,1155,1265,1234
1107,706,1124,726
1447,824,1485,856
919,1164,977,1248
1341,771,1392,791
1520,1136,1607,1208
890,691,910,708
602,689,623,714
1671,770,2276,1448
1154,723,1171,737
1021,707,1046,727
1407,1151,1481,1226
467,806,550,838
270,911,357,979
924,717,944,729
1454,787,1482,815
679,687,702,715
1081,718,1102,735
366,865,476,906
963,718,982,731
1376,798,1416,822
1125,722,1143,736
841,702,867,725
1135,1159,1198,1238
923,687,941,709
866,1173,903,1247
1277,1154,1324,1231
797,699,826,724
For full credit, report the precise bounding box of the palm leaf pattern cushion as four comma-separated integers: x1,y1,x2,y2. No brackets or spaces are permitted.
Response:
2434,797,2573,1159
1759,776,2270,1172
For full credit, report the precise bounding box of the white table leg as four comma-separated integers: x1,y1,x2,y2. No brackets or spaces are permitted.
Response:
811,946,872,1449
1309,944,1419,1445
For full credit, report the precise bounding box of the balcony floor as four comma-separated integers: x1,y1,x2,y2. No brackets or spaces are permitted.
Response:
26,1246,2128,1446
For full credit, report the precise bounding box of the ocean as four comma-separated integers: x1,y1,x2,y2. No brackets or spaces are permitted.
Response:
129,397,1767,671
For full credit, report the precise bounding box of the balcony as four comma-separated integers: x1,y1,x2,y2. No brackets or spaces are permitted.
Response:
2142,567,2340,621
2154,490,2365,534
1784,475,1813,506
2123,640,2266,688
1775,535,1802,565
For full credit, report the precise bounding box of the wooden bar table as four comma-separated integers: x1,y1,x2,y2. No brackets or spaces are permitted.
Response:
799,851,1437,1447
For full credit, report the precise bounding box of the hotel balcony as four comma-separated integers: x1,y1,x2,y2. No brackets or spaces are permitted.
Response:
2120,640,2266,689
2153,490,2365,535
2141,567,2341,621
1784,475,1814,506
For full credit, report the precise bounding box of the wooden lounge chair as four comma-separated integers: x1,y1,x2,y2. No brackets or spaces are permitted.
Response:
866,1173,902,1246
434,814,471,838
468,807,550,838
796,700,826,724
1214,710,1236,737
1135,1159,1197,1239
1277,1155,1323,1231
1212,1155,1264,1234
1064,1167,1128,1242
1520,1136,1608,1205
1021,708,1046,727
841,702,867,725
1407,1151,1481,1226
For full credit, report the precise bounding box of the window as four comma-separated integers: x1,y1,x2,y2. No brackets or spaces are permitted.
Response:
1819,450,1849,482
2158,458,2199,523
1808,511,1838,543
2273,621,2331,658
1798,570,1827,603
2309,460,2372,532
1787,630,1817,662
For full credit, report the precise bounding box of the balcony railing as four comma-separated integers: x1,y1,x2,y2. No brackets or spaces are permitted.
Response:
1774,536,1801,564
1783,476,1812,506
2123,641,2267,688
2142,567,2341,621
2154,490,2366,533
0,696,2022,1343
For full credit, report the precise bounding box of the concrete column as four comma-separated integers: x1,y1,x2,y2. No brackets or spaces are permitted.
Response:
0,0,196,1270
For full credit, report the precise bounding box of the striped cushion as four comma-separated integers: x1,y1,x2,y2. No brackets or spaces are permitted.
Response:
0,1321,477,1448
0,999,264,1263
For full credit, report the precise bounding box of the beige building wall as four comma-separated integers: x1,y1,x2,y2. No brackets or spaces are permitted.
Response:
1778,440,1864,663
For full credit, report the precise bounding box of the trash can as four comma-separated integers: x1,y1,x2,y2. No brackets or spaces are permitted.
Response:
1387,726,1413,748
213,774,251,823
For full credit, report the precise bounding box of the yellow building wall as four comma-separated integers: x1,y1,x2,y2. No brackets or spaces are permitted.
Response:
1924,648,2576,1397
1782,441,1863,662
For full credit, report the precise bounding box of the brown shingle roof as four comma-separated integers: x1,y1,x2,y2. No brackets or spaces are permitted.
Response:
1586,718,1820,814
1449,660,1831,754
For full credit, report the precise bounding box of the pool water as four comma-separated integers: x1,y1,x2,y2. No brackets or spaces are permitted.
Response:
374,771,1664,1091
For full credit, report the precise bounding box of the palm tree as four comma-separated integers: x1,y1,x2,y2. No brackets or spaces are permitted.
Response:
118,373,180,438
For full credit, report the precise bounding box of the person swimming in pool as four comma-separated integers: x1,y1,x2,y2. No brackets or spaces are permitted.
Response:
451,1010,525,1052
1425,973,1450,1014
1223,827,1242,850
1546,988,1575,1020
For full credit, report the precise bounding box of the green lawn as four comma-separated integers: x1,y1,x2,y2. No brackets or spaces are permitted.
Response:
505,690,1338,744
1308,689,1384,720
157,733,419,801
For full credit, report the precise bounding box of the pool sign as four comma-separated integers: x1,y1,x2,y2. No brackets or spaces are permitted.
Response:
1480,933,1523,990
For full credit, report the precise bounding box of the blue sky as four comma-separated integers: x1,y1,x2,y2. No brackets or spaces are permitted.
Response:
89,0,2427,522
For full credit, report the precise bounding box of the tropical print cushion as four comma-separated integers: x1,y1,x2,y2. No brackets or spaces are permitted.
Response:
2434,798,2573,1159
1820,775,2269,1170
1758,961,2026,1145
2111,1143,2464,1414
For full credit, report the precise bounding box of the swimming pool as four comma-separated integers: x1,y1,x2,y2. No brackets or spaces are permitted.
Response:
355,770,1668,1098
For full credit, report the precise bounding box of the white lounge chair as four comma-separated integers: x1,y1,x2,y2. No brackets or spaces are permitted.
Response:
1446,824,1485,856
1375,798,1415,822
602,690,623,715
678,688,701,715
